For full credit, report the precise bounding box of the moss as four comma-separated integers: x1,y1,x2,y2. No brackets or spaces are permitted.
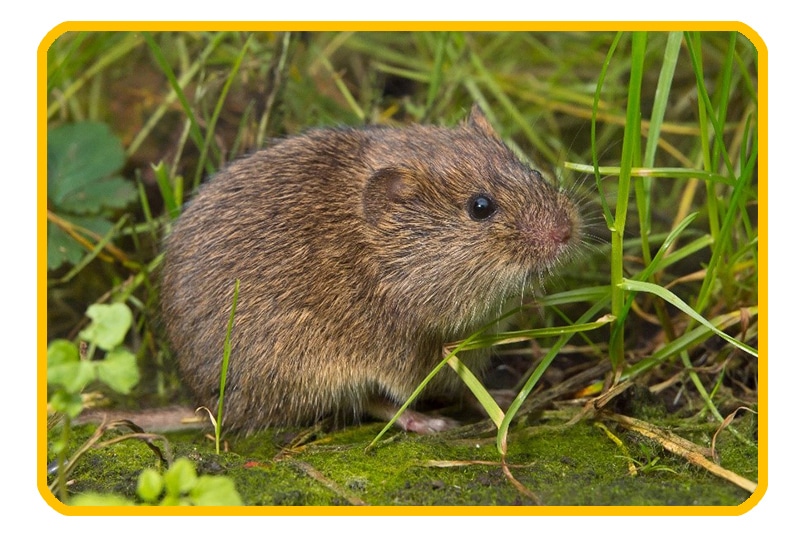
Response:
50,410,757,508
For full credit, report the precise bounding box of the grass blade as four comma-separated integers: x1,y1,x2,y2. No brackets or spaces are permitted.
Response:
216,278,240,454
618,279,757,357
609,31,647,367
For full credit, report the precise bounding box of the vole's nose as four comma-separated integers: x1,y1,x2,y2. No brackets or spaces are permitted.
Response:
519,203,579,260
549,211,574,245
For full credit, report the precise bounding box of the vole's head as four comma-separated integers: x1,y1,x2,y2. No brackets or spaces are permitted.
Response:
361,106,583,332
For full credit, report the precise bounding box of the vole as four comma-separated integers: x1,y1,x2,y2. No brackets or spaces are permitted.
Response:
160,105,582,434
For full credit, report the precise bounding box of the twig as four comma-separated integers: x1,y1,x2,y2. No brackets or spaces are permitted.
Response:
290,460,368,506
603,412,757,493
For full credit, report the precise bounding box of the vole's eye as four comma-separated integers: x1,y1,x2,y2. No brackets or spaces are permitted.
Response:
468,194,497,221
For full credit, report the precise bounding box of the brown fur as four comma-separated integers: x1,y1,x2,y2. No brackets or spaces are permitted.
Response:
160,106,582,433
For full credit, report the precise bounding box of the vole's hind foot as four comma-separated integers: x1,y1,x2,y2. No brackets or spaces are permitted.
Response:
366,397,459,435
396,410,459,435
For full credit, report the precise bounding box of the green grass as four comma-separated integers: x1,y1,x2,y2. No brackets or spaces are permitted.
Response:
45,28,760,504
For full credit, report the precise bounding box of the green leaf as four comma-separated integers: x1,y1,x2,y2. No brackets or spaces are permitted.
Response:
447,355,503,428
48,360,95,394
47,121,136,269
137,468,164,503
96,348,140,394
80,303,133,350
618,279,758,357
190,476,243,506
47,122,126,205
49,389,85,418
159,494,183,506
47,223,84,271
47,339,79,366
51,437,68,455
47,340,95,394
46,214,114,271
163,458,198,497
152,161,183,219
70,493,135,506
457,313,615,351
58,175,137,215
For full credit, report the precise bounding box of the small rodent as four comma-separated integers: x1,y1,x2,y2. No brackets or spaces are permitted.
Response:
160,105,582,434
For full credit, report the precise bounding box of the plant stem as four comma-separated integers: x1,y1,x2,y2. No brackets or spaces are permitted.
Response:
56,418,71,502
216,279,241,454
609,31,647,368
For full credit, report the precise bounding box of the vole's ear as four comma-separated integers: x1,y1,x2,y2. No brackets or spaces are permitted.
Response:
467,104,501,140
363,167,414,226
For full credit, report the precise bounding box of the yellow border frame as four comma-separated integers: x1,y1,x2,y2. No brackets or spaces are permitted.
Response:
38,21,767,516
